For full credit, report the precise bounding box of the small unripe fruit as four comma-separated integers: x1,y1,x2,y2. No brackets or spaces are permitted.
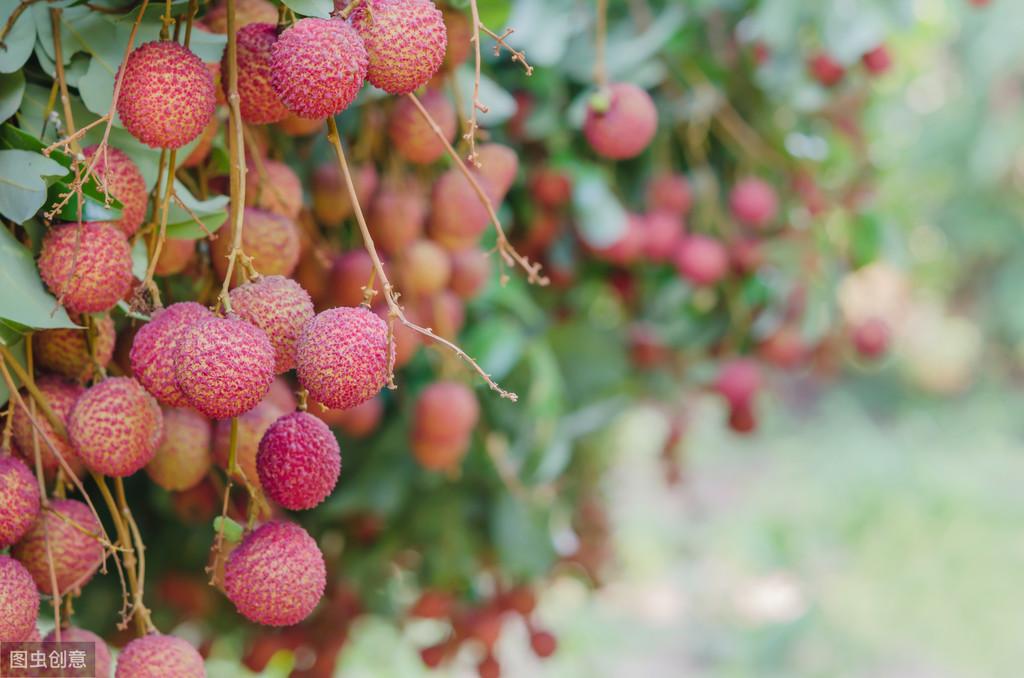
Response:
475,143,519,201
11,376,84,476
211,208,301,284
809,52,845,87
0,456,39,548
117,41,216,148
530,629,557,658
38,222,133,314
583,83,658,160
449,248,491,300
351,0,447,95
230,276,315,373
297,307,392,411
398,239,451,299
714,359,762,410
33,315,115,382
69,377,163,477
312,162,379,228
131,302,214,407
257,411,341,510
213,399,283,489
862,45,892,75
224,521,326,626
646,173,692,216
175,316,276,420
430,169,492,250
411,381,478,470
643,211,684,262
271,18,368,119
368,177,427,256
115,634,205,678
204,0,277,32
0,555,38,642
389,89,455,165
84,145,148,237
232,23,290,124
146,407,212,492
13,499,103,595
328,250,376,308
853,317,890,359
245,158,303,219
729,178,778,229
674,235,729,286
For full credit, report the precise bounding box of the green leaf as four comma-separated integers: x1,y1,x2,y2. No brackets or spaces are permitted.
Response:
0,70,25,121
0,226,77,332
0,0,37,73
131,237,148,280
163,180,229,240
571,167,627,249
454,67,518,126
0,338,26,407
0,149,69,223
491,493,555,579
280,0,332,19
461,316,527,382
213,516,244,543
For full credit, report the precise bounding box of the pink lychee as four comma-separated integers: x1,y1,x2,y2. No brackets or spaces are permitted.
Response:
729,178,778,229
351,0,447,95
0,555,38,642
646,173,692,216
38,222,133,314
229,276,314,373
130,302,215,407
69,377,163,477
115,634,205,678
33,315,116,382
583,83,658,160
44,626,112,678
256,411,341,510
0,456,39,548
232,23,290,124
146,407,212,492
674,235,728,286
84,145,148,237
11,375,84,477
13,498,104,595
388,88,455,165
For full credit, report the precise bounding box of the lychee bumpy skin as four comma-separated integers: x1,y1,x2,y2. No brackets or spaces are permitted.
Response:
0,456,40,548
0,555,39,642
131,302,214,408
33,314,116,382
116,41,216,149
350,0,447,95
83,145,148,237
224,521,327,626
44,627,112,678
38,222,133,314
12,498,104,595
115,634,206,678
229,276,315,374
10,375,84,475
232,23,291,125
257,411,341,510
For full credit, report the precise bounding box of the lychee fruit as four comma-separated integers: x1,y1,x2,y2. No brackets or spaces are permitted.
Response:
729,178,778,229
203,0,277,32
429,168,492,250
154,238,196,276
224,521,326,626
408,289,464,342
398,239,451,299
12,498,103,595
44,626,112,676
146,407,212,491
0,555,38,642
211,208,300,284
175,315,276,419
69,377,163,477
809,52,845,87
530,629,557,658
245,158,303,219
389,88,455,165
264,377,298,413
270,18,368,119
730,237,764,275
213,399,284,488
419,643,445,669
757,326,806,369
368,177,427,256
83,145,148,237
11,375,84,477
476,143,519,201
311,396,382,438
530,168,572,209
646,173,692,216
296,306,392,411
131,302,215,407
853,317,890,359
674,235,728,286
328,249,375,308
448,248,491,300
232,23,290,124
38,222,133,314
277,113,325,136
229,276,315,373
0,456,39,548
584,83,658,160
411,381,478,470
115,634,205,678
116,41,216,149
862,44,892,76
351,0,446,95
312,161,378,227
591,213,646,266
33,315,115,382
643,211,684,262
256,411,341,510
714,358,762,410
441,5,472,70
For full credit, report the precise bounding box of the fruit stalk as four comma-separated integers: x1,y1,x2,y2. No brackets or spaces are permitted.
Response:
93,474,153,635
219,0,249,312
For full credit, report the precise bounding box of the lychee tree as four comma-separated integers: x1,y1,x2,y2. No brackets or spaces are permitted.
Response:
0,0,920,674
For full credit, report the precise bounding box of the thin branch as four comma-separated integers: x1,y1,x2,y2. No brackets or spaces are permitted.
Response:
478,24,533,75
594,0,609,90
464,0,487,166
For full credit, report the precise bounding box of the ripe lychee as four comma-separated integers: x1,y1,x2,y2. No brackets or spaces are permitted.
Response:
530,168,572,209
398,239,451,299
264,376,298,413
146,407,212,492
12,498,103,595
809,52,845,87
83,145,147,237
584,83,658,160
429,169,492,250
643,211,684,262
368,177,427,256
154,238,196,276
0,456,39,548
116,41,216,149
0,555,38,642
69,377,163,477
351,0,446,94
232,23,290,124
411,381,478,470
213,399,283,489
311,396,382,438
271,18,368,119
853,317,890,359
757,326,806,369
389,89,455,165
449,248,491,300
203,0,277,32
646,173,692,216
862,45,892,76
256,411,340,510
674,235,728,286
296,306,392,411
115,634,205,678
224,521,326,626
11,375,84,477
131,302,214,407
475,143,518,200
229,276,315,373
245,158,303,219
312,161,378,227
328,250,375,308
729,178,778,229
43,626,112,676
33,315,115,382
211,208,301,284
714,358,762,410
38,222,133,314
175,316,276,419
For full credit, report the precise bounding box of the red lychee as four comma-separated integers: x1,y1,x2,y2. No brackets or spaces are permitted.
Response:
224,521,326,626
643,211,684,262
271,18,368,119
115,634,205,678
0,555,38,642
311,396,382,438
389,88,456,165
729,178,778,229
583,83,658,160
69,377,163,477
245,158,303,218
328,249,375,308
296,306,392,411
203,0,277,32
0,456,39,548
257,411,341,510
154,238,196,276
530,629,557,658
11,375,84,477
862,45,892,76
44,626,112,677
230,276,315,373
351,0,447,95
411,381,478,470
312,161,378,227
38,222,133,314
475,143,519,201
530,168,572,209
146,407,212,492
175,316,276,419
116,41,216,148
211,208,301,284
232,23,290,124
674,235,728,286
714,359,762,410
33,315,115,382
809,52,845,87
449,248,491,300
368,177,427,256
853,317,890,359
213,398,284,489
398,239,451,299
131,302,215,408
13,498,103,595
84,145,148,237
429,168,492,250
646,173,692,216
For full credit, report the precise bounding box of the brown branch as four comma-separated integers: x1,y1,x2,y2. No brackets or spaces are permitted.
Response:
478,24,533,75
594,0,609,90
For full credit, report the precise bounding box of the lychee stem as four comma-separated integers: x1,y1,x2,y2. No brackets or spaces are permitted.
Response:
593,0,609,91
141,148,178,309
50,9,80,155
94,474,154,635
